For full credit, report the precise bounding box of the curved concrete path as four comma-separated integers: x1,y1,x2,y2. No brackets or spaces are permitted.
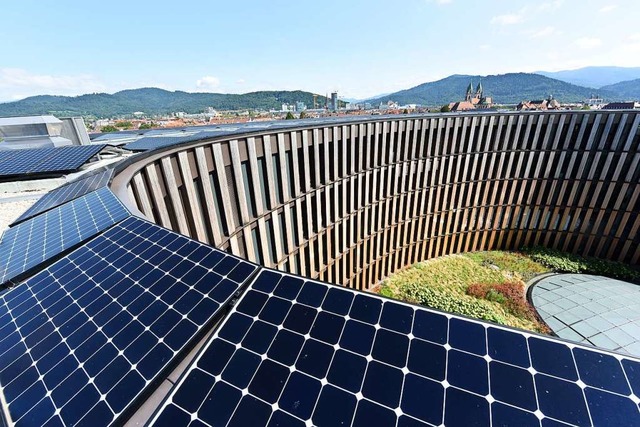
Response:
531,274,640,357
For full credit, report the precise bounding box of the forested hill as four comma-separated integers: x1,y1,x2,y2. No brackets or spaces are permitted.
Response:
599,78,640,100
369,73,619,106
0,88,333,118
1,73,634,118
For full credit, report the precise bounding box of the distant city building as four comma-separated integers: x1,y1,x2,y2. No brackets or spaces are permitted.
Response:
0,115,89,149
602,101,640,110
517,95,561,111
331,92,338,111
585,94,605,109
379,100,399,110
448,82,493,112
295,101,307,112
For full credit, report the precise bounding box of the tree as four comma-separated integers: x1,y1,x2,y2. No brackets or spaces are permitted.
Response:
299,111,308,119
101,125,119,133
285,112,295,120
403,109,409,114
115,121,133,129
440,104,451,113
139,122,155,130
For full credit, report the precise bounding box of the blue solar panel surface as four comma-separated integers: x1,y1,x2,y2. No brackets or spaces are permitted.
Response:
12,169,113,226
0,187,129,285
0,145,106,178
0,216,257,426
124,131,237,151
151,270,640,427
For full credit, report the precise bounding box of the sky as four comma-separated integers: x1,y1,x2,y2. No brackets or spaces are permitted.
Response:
1,0,640,102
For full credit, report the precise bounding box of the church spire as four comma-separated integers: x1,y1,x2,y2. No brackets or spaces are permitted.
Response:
466,82,474,101
476,81,483,96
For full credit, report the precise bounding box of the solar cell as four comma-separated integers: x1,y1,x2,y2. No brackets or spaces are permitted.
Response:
0,187,129,285
0,145,106,178
151,270,640,427
33,145,106,173
124,132,221,151
0,216,257,426
12,168,113,225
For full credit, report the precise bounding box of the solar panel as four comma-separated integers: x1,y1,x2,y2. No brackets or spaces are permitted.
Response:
33,145,106,173
0,145,106,178
124,132,220,151
151,270,640,427
0,187,129,285
124,136,194,151
12,168,114,225
0,216,258,426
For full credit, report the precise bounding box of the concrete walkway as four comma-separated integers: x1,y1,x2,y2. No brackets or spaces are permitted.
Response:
531,274,640,357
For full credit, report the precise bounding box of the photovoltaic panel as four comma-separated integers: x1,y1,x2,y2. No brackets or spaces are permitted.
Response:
124,136,195,151
124,132,219,151
31,145,107,173
0,145,106,178
0,216,258,426
0,187,129,285
151,270,640,427
12,168,114,225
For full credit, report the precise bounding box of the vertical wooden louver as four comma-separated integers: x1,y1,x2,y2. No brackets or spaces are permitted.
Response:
121,111,640,290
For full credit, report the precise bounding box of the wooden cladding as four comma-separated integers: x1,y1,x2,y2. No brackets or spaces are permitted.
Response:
121,111,640,290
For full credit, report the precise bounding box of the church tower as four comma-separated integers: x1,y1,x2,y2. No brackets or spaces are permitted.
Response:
465,82,474,102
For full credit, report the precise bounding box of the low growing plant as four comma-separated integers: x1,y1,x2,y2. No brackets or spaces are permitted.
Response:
521,246,640,282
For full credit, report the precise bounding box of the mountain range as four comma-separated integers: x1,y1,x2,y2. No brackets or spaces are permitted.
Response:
1,68,640,118
0,89,337,118
536,66,640,89
368,73,616,106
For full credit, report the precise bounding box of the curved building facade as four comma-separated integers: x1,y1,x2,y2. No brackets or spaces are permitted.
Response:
113,111,640,290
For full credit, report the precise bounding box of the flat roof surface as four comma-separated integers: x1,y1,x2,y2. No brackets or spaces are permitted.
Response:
531,274,640,357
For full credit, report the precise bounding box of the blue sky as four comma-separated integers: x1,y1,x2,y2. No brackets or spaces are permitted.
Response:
1,0,639,101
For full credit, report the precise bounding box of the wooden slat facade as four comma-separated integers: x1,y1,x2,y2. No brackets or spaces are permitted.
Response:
118,111,640,290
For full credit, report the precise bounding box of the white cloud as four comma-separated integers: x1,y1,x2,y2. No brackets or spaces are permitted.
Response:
598,5,618,13
479,44,491,50
574,37,603,49
530,26,556,38
490,13,523,25
537,0,563,12
0,68,106,101
235,79,246,84
628,33,640,42
196,75,221,91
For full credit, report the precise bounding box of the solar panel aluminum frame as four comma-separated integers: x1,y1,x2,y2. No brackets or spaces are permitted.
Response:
0,187,130,288
0,217,262,426
148,269,640,427
11,168,114,227
0,145,107,181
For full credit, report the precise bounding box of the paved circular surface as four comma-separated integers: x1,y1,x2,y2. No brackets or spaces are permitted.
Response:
531,274,640,357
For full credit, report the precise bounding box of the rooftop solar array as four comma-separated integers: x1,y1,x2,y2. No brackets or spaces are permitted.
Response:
0,187,129,286
124,133,222,151
0,216,257,426
151,270,640,427
0,145,106,179
124,136,193,151
12,168,113,226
